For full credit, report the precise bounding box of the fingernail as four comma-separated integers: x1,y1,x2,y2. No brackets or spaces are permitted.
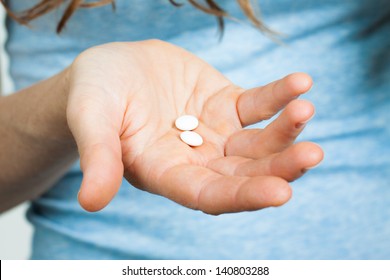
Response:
296,113,315,129
305,162,322,171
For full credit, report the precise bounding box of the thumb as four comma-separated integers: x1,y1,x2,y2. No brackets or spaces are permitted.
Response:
68,94,124,212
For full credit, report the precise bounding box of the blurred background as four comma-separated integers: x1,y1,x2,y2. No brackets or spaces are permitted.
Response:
0,8,33,260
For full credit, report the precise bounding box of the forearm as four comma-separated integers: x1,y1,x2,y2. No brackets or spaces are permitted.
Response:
0,68,78,212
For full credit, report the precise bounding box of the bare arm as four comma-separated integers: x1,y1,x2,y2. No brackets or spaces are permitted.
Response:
0,69,78,212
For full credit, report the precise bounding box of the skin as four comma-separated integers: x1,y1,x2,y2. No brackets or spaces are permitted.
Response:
0,39,323,214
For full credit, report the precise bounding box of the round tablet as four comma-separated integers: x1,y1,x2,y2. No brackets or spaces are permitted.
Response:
180,131,203,147
175,115,199,131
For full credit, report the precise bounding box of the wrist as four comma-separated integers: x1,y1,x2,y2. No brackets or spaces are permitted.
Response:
40,67,76,148
2,67,76,150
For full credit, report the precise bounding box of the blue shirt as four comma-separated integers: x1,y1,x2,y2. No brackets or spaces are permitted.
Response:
5,0,390,259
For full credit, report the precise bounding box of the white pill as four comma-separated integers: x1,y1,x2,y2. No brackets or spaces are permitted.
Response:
175,115,199,131
180,131,203,147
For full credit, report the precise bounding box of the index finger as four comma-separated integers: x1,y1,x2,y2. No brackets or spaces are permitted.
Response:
150,164,291,215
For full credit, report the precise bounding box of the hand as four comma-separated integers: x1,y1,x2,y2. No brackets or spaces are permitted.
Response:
67,40,323,214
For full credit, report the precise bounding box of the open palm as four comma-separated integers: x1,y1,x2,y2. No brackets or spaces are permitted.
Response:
67,40,323,214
